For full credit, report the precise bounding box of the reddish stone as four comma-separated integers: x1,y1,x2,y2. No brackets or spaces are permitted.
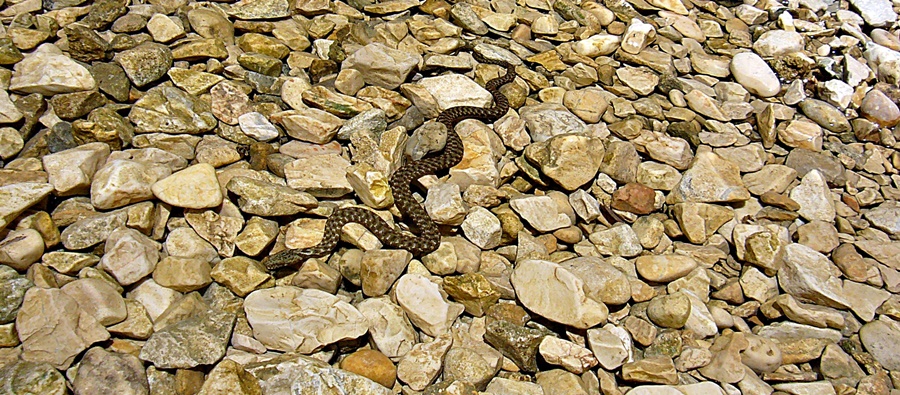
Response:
611,183,655,215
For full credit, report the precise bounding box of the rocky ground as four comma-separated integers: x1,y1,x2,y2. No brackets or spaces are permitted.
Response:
2,0,900,393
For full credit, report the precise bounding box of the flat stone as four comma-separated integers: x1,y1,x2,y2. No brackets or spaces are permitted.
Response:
244,286,368,353
10,44,96,95
0,183,53,230
0,360,67,395
72,347,149,395
859,320,900,370
151,163,224,209
511,259,608,329
671,150,749,203
245,353,390,395
849,0,897,26
16,287,109,369
139,307,235,369
779,243,850,309
342,42,422,90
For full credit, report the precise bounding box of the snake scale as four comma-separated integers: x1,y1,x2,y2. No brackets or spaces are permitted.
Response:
262,51,517,270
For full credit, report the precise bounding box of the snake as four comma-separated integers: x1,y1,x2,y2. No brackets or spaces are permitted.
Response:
262,50,517,270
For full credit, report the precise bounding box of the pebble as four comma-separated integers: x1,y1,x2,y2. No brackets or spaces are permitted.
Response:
340,349,397,388
151,163,224,209
860,88,900,127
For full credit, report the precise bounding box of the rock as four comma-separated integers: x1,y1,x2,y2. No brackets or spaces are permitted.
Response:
741,334,782,374
0,266,32,324
10,44,96,95
361,249,412,297
699,332,748,383
443,347,499,389
151,163,224,209
731,52,780,98
588,226,643,257
670,150,749,203
779,119,822,151
394,274,465,336
245,353,390,395
865,203,900,235
519,103,588,143
196,359,261,395
789,170,835,222
72,347,149,395
60,278,126,326
16,287,109,369
647,293,690,328
849,0,897,26
510,195,573,232
226,176,317,216
42,142,110,197
560,256,632,305
842,280,890,322
621,356,679,385
752,30,804,57
153,256,213,293
90,159,159,209
484,319,546,373
485,377,544,395
284,154,353,198
114,42,174,87
128,86,217,134
635,254,699,282
861,88,900,127
244,286,368,353
0,183,54,230
0,360,67,395
396,334,452,390
355,296,417,359
0,229,44,271
227,0,291,19
342,42,422,90
511,259,608,329
99,227,160,286
340,349,397,389
139,307,235,369
779,243,850,309
528,134,604,191
107,299,153,340
538,336,598,374
798,99,851,133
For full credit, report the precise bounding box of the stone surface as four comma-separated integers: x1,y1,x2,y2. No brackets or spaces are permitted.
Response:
511,259,608,329
244,286,368,353
16,287,109,369
138,307,235,369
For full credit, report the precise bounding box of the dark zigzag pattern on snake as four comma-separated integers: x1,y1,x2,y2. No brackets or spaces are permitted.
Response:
262,51,517,270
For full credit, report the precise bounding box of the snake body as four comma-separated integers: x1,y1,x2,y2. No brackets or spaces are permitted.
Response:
263,51,516,270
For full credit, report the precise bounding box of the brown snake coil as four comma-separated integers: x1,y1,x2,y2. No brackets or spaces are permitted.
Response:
262,51,517,270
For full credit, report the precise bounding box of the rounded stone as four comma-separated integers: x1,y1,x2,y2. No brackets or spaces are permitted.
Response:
340,349,397,389
647,292,691,328
730,52,780,98
150,163,223,209
740,334,783,374
861,88,900,127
